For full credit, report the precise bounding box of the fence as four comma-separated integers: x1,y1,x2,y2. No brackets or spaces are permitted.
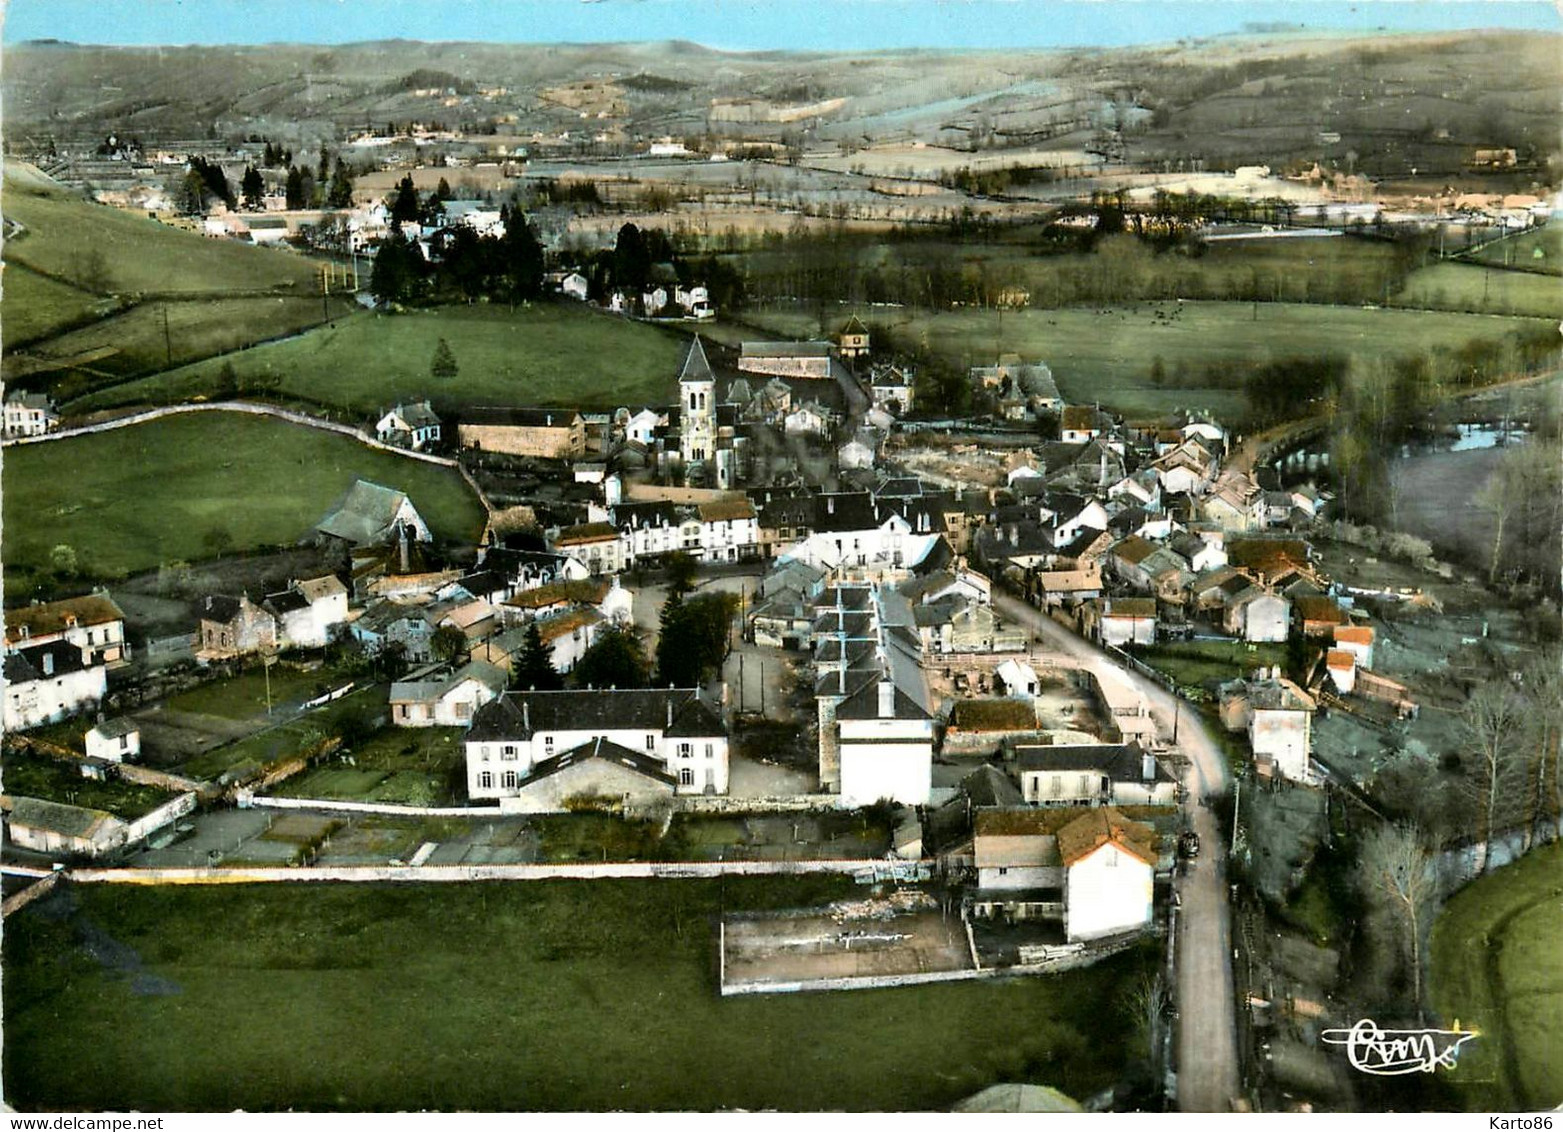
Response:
670,793,841,816
242,794,503,819
65,857,894,886
117,762,210,797
121,792,198,847
1,871,64,917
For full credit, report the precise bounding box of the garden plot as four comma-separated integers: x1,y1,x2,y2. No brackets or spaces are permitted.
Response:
722,891,973,991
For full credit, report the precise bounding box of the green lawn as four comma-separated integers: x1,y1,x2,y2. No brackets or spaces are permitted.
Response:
0,263,111,349
2,412,485,590
1429,840,1563,1111
270,726,466,806
1395,262,1563,319
7,295,352,405
164,666,346,721
0,752,179,820
726,300,1554,425
1,171,319,296
71,302,690,416
1128,640,1288,692
179,686,384,784
2,879,1152,1111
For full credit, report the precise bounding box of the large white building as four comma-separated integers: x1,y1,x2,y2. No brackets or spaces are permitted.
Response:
836,678,936,808
3,641,107,732
465,687,729,807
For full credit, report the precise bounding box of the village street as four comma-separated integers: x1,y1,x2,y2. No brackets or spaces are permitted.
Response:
992,591,1242,1112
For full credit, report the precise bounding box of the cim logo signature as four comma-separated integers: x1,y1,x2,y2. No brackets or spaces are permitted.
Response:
1320,1018,1480,1076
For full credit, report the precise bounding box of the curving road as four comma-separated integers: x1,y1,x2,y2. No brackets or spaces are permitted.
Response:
993,592,1241,1112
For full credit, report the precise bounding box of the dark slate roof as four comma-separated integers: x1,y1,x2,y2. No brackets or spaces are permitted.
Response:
1015,742,1169,784
679,335,715,383
525,736,679,787
315,479,416,546
835,678,931,721
812,492,881,532
200,594,245,623
262,590,310,616
468,688,723,742
962,764,1025,808
3,639,88,683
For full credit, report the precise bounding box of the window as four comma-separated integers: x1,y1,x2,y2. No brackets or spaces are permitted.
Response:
398,704,409,720
1079,774,1092,795
1106,850,1118,867
997,867,1008,876
705,743,714,759
502,770,518,790
679,743,692,758
646,734,656,751
1050,775,1063,798
679,767,694,787
478,771,494,790
544,736,555,755
481,746,491,762
119,735,129,751
502,745,518,761
455,701,472,720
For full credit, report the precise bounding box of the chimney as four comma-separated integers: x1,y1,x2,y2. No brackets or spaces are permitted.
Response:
1142,750,1156,781
878,679,896,718
42,652,54,677
667,699,674,728
522,701,530,731
827,496,835,515
399,523,411,574
1008,524,1018,546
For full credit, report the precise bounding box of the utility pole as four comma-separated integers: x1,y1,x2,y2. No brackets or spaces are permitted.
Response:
162,303,172,368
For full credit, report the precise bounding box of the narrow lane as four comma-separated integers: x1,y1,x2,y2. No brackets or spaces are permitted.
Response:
992,592,1242,1112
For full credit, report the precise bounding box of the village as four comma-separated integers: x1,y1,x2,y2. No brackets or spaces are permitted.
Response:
3,15,1562,1116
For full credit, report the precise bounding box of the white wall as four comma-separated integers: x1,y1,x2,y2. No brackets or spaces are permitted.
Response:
1251,708,1311,781
837,717,933,806
1101,616,1154,647
1065,843,1154,941
3,664,106,731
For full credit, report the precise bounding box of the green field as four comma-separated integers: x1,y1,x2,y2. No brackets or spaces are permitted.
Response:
1,170,319,296
1395,262,1563,319
71,302,690,416
270,726,466,806
2,878,1151,1111
179,685,384,783
0,263,112,349
164,665,352,721
727,300,1553,423
1430,840,1563,1111
1,412,485,591
6,294,352,402
1127,640,1289,692
1468,222,1563,276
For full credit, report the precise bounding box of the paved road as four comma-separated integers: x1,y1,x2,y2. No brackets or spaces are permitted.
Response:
992,592,1241,1112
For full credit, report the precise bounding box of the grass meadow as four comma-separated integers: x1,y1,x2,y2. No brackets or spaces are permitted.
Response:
1430,840,1563,1111
0,263,111,349
2,879,1152,1111
1,412,485,592
71,303,690,416
725,300,1554,424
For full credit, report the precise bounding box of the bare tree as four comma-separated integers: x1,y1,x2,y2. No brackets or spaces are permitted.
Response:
1121,970,1172,1080
1460,678,1527,872
1359,822,1439,1024
1521,650,1563,848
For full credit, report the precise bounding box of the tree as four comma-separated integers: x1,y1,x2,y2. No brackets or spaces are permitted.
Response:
613,222,652,294
202,526,234,558
430,338,459,381
499,208,545,302
432,625,467,664
390,174,421,228
1460,678,1527,872
370,227,424,305
664,552,699,601
1358,822,1438,1023
327,158,355,208
656,591,738,687
240,165,265,211
49,544,78,579
284,165,305,210
513,622,562,691
572,625,651,690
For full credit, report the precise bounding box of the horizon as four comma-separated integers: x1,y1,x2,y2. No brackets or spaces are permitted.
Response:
4,0,1560,53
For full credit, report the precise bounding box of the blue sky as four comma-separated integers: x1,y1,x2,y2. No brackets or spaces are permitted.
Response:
5,0,1559,50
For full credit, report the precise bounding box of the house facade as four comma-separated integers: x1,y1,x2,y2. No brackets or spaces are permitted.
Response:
4,594,130,668
465,687,729,802
390,662,507,728
1060,808,1158,942
457,407,586,459
3,391,60,438
836,679,935,807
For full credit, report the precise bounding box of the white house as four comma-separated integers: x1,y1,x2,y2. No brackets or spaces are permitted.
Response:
389,661,508,728
783,402,831,436
465,687,729,803
625,408,663,446
3,642,107,732
560,272,589,300
85,718,141,763
836,678,935,808
1220,675,1317,782
994,658,1040,697
1060,808,1158,942
1016,742,1176,808
4,593,130,669
1333,624,1376,669
3,390,60,438
1100,598,1157,647
1226,591,1289,644
1326,649,1357,694
375,402,442,451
